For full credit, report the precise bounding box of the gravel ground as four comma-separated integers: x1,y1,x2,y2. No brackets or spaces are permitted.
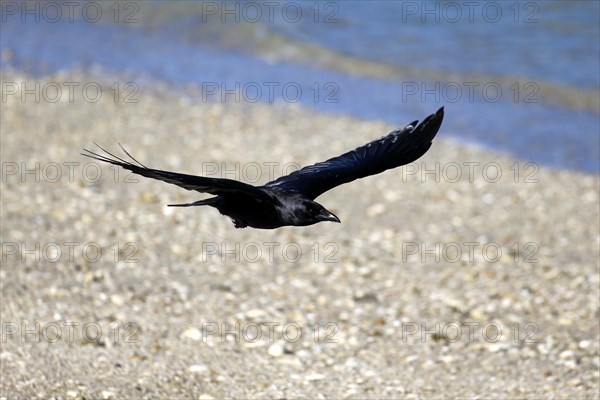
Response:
1,72,599,399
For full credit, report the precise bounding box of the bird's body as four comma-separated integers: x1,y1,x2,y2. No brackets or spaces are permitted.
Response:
213,190,332,229
82,107,444,229
167,187,340,229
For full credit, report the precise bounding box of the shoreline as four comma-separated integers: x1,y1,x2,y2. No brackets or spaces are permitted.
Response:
2,10,599,173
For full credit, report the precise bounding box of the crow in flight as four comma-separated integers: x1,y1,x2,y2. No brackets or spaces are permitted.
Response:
82,107,444,229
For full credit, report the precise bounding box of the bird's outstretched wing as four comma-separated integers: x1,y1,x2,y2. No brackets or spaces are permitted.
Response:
81,144,272,201
265,107,444,200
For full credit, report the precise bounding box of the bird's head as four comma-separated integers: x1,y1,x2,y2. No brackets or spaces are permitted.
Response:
301,200,341,225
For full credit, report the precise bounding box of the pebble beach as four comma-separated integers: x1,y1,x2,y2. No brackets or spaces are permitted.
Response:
1,72,599,398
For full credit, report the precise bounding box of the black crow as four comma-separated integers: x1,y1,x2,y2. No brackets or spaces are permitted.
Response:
82,107,444,229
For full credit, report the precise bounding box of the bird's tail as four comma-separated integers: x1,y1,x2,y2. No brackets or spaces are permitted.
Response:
168,197,219,207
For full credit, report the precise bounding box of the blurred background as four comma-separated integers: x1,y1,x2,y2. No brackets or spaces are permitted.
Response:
1,1,599,398
2,0,599,171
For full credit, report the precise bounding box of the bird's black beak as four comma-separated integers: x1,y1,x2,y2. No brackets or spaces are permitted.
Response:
318,210,341,223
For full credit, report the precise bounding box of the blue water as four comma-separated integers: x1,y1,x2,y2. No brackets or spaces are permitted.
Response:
270,1,600,90
1,1,598,172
